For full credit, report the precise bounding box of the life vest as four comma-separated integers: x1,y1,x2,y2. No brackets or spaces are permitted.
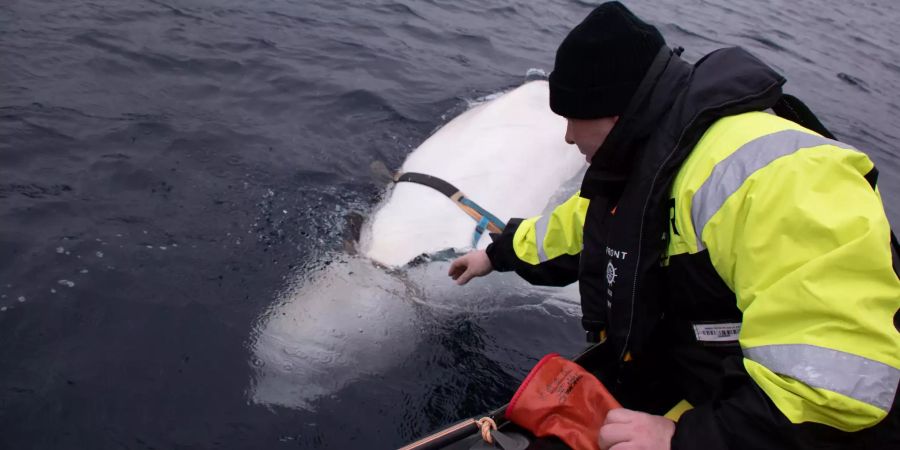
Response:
577,46,787,360
486,46,900,442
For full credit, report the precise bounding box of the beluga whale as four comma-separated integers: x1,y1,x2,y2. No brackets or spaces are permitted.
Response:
249,80,587,410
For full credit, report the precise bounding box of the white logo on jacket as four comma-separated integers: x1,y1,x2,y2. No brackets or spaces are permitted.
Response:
606,246,628,260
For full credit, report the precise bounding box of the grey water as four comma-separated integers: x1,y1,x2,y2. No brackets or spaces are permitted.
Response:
2,0,898,448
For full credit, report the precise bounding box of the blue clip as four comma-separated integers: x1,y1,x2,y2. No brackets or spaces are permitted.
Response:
459,197,506,232
472,216,490,248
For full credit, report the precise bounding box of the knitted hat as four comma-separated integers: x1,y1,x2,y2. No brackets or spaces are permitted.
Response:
549,2,666,119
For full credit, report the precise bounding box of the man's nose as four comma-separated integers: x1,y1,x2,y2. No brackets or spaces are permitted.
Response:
565,121,575,145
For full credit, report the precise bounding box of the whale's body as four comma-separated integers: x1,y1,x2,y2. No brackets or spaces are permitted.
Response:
362,81,586,267
250,81,586,409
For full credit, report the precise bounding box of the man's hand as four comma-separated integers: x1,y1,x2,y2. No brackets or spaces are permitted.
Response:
599,408,675,450
448,250,493,285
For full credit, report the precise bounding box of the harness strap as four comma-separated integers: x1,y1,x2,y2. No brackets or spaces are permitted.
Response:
459,197,505,234
395,172,458,197
393,171,506,245
472,216,490,248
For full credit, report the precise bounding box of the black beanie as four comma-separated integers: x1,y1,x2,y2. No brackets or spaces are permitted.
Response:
549,2,665,119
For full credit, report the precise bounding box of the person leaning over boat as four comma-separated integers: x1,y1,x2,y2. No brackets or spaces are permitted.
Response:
449,2,900,449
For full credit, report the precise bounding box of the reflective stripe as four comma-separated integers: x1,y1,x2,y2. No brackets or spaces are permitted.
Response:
534,214,550,262
744,344,899,411
692,130,857,250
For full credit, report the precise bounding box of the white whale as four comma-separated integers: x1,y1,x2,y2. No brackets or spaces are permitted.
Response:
249,80,586,410
362,81,587,266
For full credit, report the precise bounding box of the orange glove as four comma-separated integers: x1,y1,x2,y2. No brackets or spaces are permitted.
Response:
505,353,620,450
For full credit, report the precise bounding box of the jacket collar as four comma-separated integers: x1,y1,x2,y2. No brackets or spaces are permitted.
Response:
579,46,785,200
580,47,687,199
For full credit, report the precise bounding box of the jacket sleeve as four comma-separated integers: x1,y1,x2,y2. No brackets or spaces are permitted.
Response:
485,192,589,287
672,144,900,448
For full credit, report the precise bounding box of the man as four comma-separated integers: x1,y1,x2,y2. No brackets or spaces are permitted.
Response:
449,2,900,449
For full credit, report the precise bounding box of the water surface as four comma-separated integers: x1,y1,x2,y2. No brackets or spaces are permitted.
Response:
2,0,898,448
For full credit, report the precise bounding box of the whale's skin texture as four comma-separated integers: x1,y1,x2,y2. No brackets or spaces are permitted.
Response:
249,81,586,410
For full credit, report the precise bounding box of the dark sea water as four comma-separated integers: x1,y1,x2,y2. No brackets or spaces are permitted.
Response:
2,0,898,448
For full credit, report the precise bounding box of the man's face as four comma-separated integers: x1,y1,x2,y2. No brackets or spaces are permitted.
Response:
564,116,619,163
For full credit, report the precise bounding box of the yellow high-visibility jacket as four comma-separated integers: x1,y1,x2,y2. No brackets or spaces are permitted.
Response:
491,111,900,445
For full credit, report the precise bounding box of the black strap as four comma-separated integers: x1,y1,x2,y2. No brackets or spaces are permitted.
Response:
773,94,837,140
395,172,460,198
394,171,506,238
864,167,900,277
864,167,879,189
891,231,900,278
